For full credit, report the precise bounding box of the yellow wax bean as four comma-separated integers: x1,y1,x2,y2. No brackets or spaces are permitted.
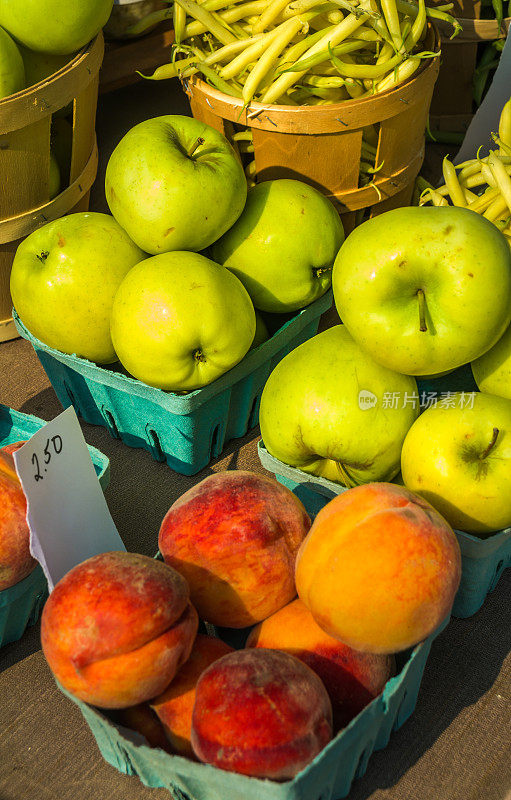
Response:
175,0,236,44
173,3,187,44
281,0,333,18
404,0,425,50
467,187,500,214
243,16,306,101
302,74,345,85
221,28,280,79
499,98,511,154
441,155,466,207
488,151,511,212
463,187,479,203
184,1,268,36
245,160,257,177
260,5,371,103
375,55,421,92
484,195,510,221
252,0,293,33
380,0,404,51
458,161,484,183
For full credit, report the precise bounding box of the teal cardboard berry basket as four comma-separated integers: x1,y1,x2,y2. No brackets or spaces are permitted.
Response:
0,404,110,647
13,292,332,476
56,614,449,800
257,442,511,620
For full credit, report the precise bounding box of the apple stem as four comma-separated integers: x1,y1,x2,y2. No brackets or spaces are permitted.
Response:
193,348,207,363
36,251,49,263
187,137,205,158
480,427,499,459
312,266,332,278
417,289,427,332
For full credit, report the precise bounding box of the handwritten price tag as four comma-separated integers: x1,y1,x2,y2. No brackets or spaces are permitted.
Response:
13,407,125,592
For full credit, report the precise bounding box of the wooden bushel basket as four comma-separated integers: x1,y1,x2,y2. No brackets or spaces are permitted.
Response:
0,34,104,343
429,0,510,134
183,23,440,234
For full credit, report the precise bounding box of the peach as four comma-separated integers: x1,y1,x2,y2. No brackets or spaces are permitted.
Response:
191,648,333,779
246,598,395,731
158,470,310,628
295,483,461,654
41,551,199,708
151,634,234,758
113,703,172,752
0,443,37,591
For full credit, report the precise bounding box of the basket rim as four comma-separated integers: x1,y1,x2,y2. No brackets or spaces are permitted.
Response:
182,20,440,118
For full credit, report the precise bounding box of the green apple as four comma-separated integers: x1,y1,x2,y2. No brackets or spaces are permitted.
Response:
19,44,71,86
333,206,511,376
471,323,511,400
105,115,247,255
0,0,114,55
10,212,145,363
259,324,419,486
211,179,344,313
0,25,24,98
110,251,256,391
401,392,511,535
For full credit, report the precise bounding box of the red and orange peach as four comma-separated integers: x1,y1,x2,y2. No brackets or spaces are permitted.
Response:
295,482,461,653
0,442,37,591
158,470,311,628
191,648,333,779
41,551,199,708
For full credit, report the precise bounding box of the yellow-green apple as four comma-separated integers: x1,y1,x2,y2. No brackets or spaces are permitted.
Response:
471,324,511,400
211,179,344,313
401,392,511,535
0,25,24,98
19,44,70,86
110,251,256,390
105,115,247,255
259,325,419,486
10,212,145,363
0,0,114,55
333,207,511,376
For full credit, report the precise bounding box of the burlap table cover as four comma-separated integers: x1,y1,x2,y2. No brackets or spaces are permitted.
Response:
0,78,510,800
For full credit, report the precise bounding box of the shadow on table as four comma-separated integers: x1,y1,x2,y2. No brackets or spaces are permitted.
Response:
349,568,511,799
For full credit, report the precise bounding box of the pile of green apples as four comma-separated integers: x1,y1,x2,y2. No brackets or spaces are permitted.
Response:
0,0,116,198
11,114,343,392
260,205,511,538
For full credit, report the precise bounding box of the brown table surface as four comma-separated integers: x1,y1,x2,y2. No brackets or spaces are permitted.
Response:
1,77,510,800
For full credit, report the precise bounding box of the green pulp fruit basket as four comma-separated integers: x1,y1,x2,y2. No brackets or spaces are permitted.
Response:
57,615,449,800
13,292,332,476
0,404,111,647
257,442,511,619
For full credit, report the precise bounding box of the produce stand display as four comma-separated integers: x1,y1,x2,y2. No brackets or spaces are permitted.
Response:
1,3,511,800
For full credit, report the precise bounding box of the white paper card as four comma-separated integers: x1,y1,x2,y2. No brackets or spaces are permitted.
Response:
13,407,125,592
454,33,511,164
